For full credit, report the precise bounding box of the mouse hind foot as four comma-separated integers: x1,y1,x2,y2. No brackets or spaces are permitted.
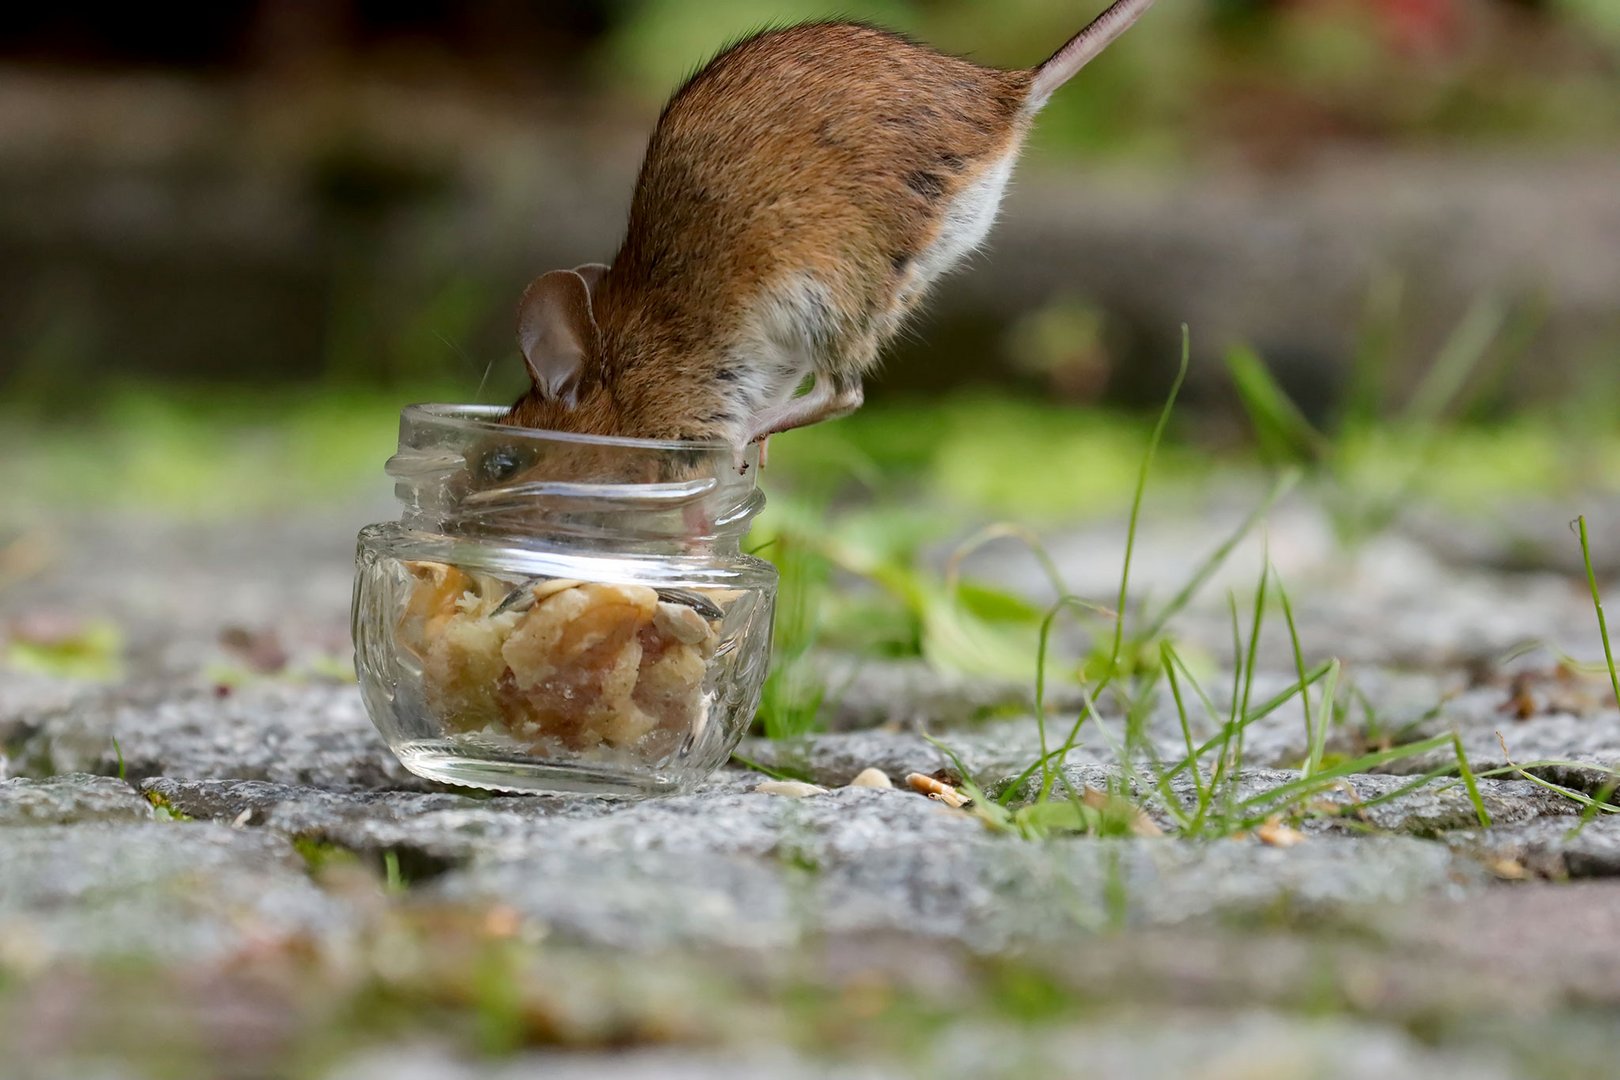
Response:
742,377,864,445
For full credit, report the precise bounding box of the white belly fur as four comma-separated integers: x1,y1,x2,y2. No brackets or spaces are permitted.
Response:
726,271,838,417
913,151,1018,292
730,151,1020,424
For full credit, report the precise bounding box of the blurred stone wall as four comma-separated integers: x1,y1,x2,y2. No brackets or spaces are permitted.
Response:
0,43,1616,415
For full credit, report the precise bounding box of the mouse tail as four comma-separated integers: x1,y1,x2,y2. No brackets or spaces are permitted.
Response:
1025,0,1156,112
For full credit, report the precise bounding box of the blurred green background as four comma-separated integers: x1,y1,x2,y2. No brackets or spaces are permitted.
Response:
1,0,1618,517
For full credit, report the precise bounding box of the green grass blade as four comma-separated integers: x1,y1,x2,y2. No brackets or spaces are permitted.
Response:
1218,592,1243,786
1273,564,1315,772
383,850,406,893
1164,645,1227,731
1404,296,1506,428
1159,639,1205,814
1153,655,1334,796
1576,516,1620,711
1224,345,1329,465
1451,733,1492,828
1033,596,1110,797
1106,326,1190,682
1569,777,1620,839
729,753,810,784
1329,765,1457,815
922,732,978,788
1226,553,1270,814
1231,733,1456,815
945,523,1076,611
1474,758,1620,816
1136,469,1299,646
1343,271,1405,431
1307,660,1340,779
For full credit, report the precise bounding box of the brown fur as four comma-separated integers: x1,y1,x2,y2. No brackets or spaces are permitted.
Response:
507,22,1033,441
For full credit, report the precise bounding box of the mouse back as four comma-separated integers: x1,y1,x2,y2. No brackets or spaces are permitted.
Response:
586,25,1035,434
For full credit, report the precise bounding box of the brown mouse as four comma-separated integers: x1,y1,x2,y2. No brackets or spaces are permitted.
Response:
504,0,1156,454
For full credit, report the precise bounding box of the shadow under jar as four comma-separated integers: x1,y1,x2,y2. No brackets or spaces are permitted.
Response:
353,405,777,795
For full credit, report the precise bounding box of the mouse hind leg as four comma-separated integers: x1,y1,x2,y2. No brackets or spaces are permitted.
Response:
741,372,864,444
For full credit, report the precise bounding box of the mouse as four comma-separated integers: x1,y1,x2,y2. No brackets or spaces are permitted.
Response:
502,0,1156,456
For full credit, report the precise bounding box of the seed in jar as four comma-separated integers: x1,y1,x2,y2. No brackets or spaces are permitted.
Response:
654,588,725,620
492,576,583,616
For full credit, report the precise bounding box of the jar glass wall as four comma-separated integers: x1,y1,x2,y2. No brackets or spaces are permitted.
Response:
352,405,776,795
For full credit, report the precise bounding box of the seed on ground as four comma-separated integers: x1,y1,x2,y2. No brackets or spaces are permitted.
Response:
849,768,893,789
755,780,829,798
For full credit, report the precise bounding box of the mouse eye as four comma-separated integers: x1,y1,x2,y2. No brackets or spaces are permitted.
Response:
478,446,528,485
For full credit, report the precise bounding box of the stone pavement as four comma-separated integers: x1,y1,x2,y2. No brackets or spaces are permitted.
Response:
2,496,1619,1078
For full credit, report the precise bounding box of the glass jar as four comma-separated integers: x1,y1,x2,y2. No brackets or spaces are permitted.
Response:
352,404,777,795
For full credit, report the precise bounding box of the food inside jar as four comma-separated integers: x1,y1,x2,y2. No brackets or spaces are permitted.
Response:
396,561,720,759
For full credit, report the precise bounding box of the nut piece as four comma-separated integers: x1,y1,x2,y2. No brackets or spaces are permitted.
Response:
634,633,707,726
404,562,724,761
423,607,519,729
755,780,828,798
849,767,894,789
531,578,584,603
906,773,970,808
654,600,716,651
1256,817,1306,848
502,584,656,690
400,561,475,642
500,583,659,749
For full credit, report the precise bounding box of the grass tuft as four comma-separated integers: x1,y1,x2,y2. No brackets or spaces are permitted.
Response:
950,323,1532,841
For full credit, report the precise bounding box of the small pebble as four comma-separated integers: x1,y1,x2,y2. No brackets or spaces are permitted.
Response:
754,780,828,798
848,767,893,789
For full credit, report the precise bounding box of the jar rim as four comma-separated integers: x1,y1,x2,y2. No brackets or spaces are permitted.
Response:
402,403,732,453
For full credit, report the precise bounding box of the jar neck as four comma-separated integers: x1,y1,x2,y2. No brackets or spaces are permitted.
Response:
398,481,764,556
387,405,765,556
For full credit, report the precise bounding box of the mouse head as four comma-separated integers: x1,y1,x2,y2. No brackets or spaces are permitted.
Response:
472,264,740,497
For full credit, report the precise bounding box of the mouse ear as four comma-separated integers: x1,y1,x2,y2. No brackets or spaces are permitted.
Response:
516,269,600,404
573,262,609,298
